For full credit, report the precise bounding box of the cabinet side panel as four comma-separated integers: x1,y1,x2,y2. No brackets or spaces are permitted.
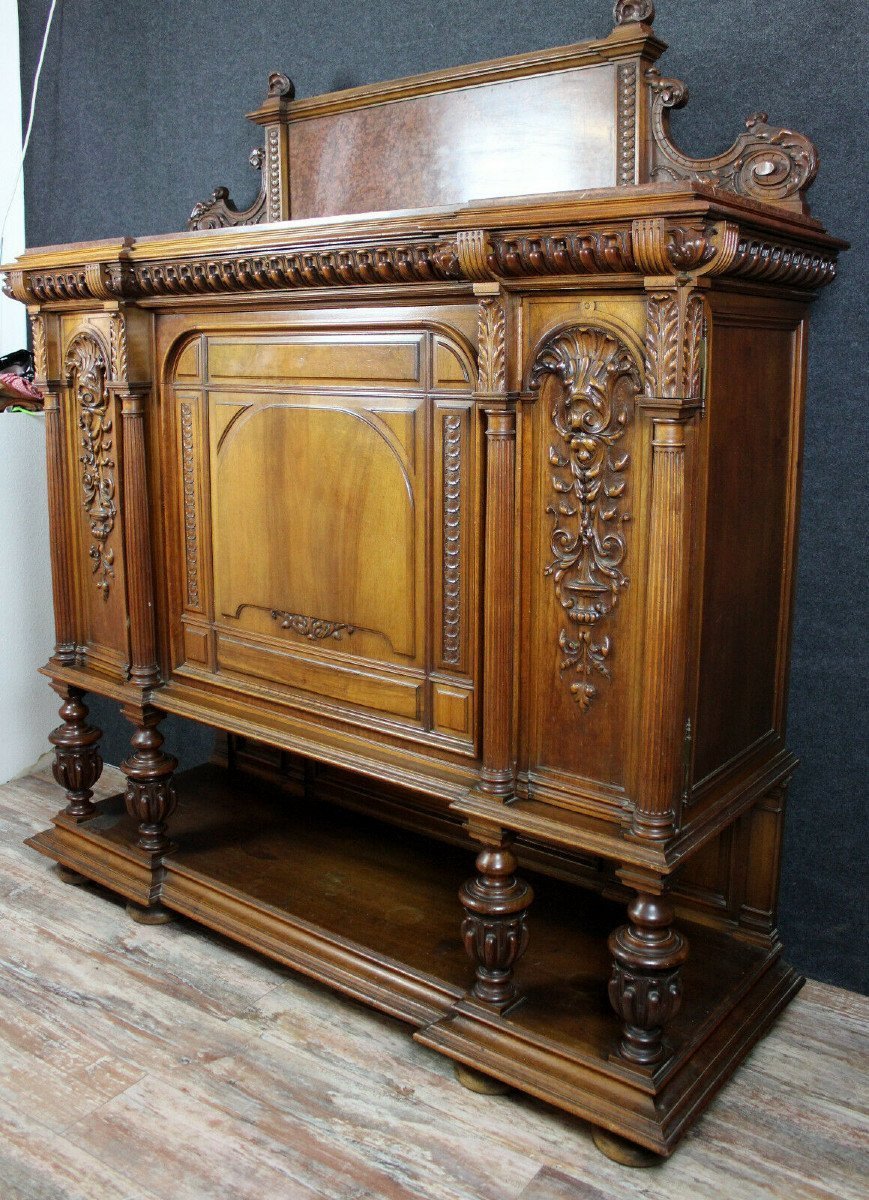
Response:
693,308,803,787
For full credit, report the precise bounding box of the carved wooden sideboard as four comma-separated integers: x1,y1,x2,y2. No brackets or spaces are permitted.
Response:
2,1,844,1161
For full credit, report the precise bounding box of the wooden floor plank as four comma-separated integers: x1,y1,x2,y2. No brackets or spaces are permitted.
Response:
0,1105,159,1200
0,765,866,1200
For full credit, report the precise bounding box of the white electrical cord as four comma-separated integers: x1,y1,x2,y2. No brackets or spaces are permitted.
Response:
0,0,59,293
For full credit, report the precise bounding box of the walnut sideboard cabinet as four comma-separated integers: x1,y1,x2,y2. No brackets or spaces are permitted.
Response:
2,0,844,1162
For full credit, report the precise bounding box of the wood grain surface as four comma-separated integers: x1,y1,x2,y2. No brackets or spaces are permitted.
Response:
0,762,865,1200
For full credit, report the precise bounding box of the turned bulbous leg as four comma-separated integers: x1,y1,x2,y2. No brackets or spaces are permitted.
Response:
608,890,688,1067
460,840,533,1010
120,708,177,856
49,686,103,821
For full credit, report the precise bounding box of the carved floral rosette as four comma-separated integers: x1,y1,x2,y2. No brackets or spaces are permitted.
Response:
529,327,642,712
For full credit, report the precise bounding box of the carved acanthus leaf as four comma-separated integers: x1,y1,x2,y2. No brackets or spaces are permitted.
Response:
109,312,128,381
646,69,819,214
65,335,115,601
644,291,705,400
529,327,641,711
477,295,506,393
30,314,47,380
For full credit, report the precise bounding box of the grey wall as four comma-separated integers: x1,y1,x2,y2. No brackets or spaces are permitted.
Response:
18,0,867,992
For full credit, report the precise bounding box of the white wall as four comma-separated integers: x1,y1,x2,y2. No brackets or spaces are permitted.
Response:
0,0,57,780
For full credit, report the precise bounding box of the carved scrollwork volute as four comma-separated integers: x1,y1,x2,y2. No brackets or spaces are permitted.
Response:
65,334,116,601
614,0,655,25
188,72,295,229
187,149,267,231
529,327,641,712
645,68,819,214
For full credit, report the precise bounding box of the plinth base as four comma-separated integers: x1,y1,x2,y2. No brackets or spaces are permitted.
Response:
26,763,802,1158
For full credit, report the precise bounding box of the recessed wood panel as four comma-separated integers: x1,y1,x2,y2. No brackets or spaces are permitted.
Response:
182,623,211,666
289,64,617,219
432,683,473,739
217,635,421,720
212,400,418,660
434,339,472,388
174,337,201,379
524,341,641,801
694,321,797,783
207,335,422,385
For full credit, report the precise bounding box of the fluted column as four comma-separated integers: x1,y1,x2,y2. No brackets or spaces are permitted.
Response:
632,418,691,839
120,389,160,688
42,384,77,664
474,283,517,801
632,283,705,840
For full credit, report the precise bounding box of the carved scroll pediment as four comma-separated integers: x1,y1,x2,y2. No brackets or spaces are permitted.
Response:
187,149,267,231
646,69,819,214
529,327,641,712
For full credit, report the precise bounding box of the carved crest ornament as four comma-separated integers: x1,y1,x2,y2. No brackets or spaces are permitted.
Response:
530,328,641,712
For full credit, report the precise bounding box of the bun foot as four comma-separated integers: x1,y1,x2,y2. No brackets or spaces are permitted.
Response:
591,1127,663,1168
126,900,174,925
55,864,86,886
453,1062,511,1096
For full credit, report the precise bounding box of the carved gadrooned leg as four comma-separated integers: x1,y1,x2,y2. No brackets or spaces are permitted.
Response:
608,890,688,1068
460,840,533,1011
49,686,103,821
120,707,178,856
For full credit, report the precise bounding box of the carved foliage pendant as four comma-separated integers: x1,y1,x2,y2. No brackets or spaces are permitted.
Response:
65,335,116,601
530,327,641,712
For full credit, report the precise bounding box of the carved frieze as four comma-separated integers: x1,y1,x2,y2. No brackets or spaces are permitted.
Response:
65,335,116,601
179,403,200,609
529,327,641,712
487,230,635,277
729,235,839,288
5,219,839,305
265,127,282,222
127,241,462,295
442,413,462,666
616,63,638,187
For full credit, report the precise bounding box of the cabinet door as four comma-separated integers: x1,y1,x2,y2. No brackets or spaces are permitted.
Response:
165,320,480,754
